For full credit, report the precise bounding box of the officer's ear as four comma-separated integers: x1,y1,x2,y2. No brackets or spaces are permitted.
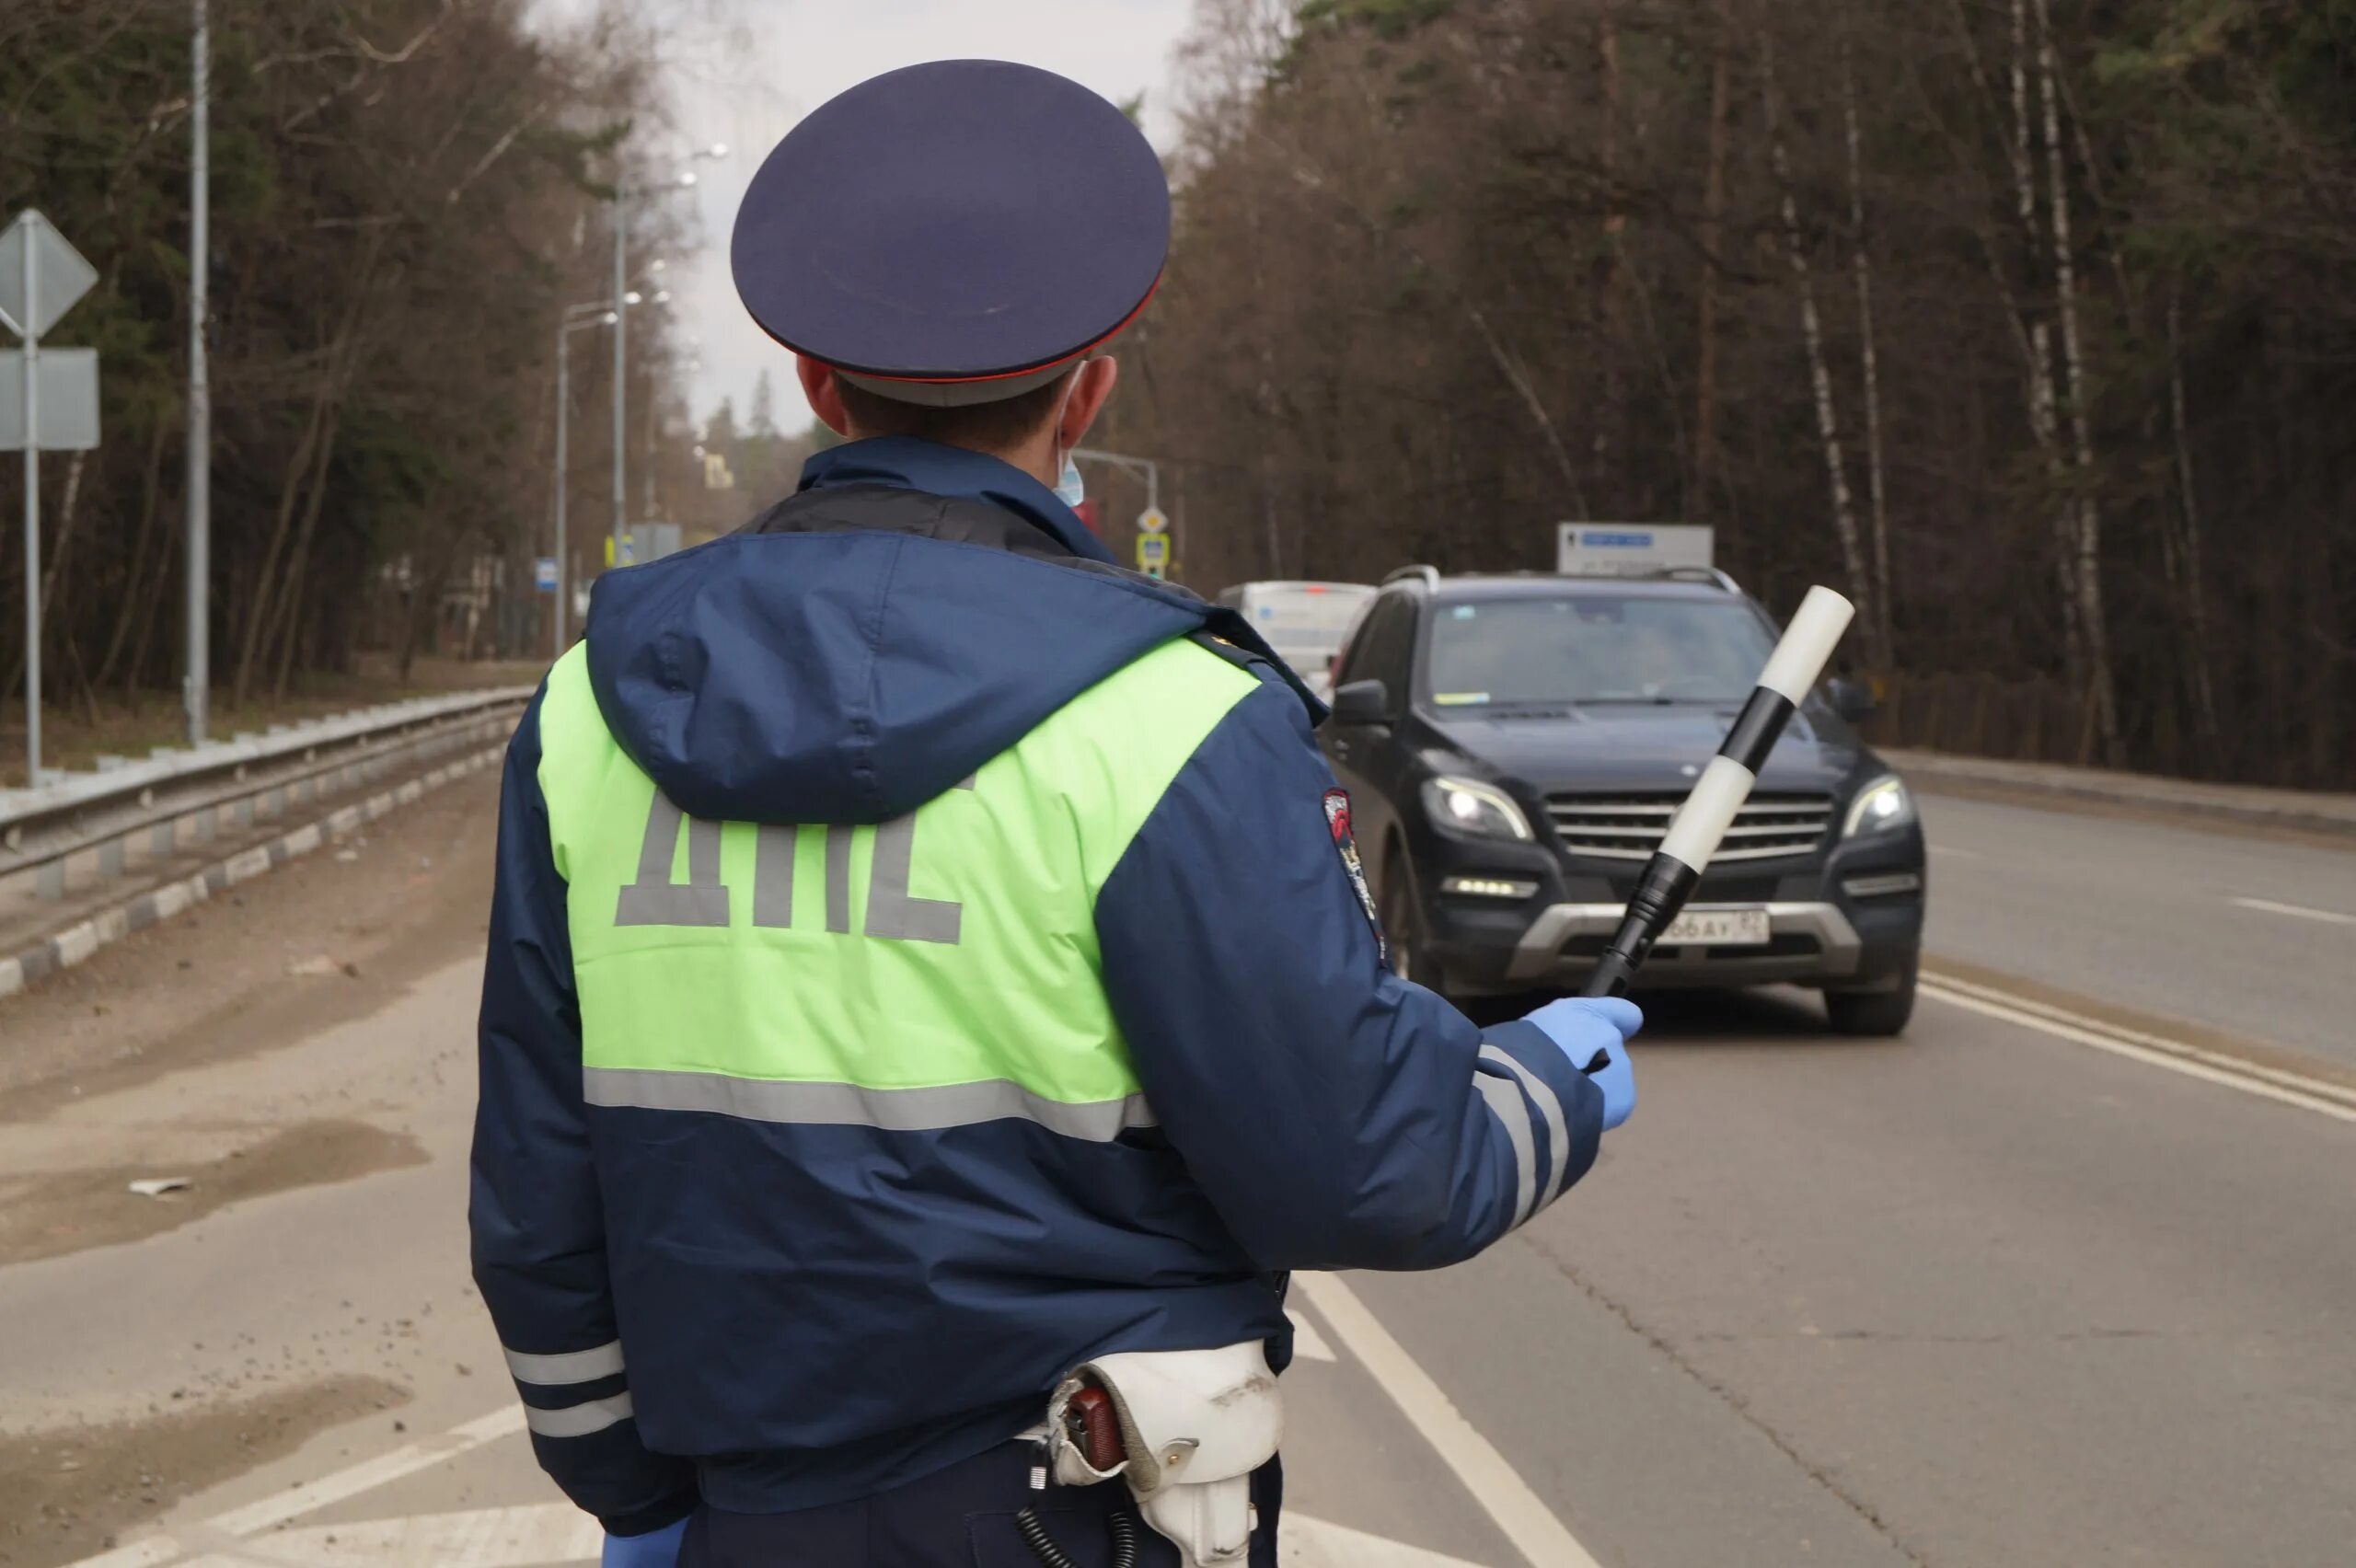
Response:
797,354,854,439
1057,356,1119,454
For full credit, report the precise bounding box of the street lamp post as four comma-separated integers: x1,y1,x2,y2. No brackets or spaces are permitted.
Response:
641,271,674,520
610,178,627,568
186,0,211,745
608,144,724,568
554,305,616,657
1071,447,1170,566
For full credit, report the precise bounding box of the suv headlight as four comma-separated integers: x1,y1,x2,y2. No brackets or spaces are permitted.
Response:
1423,775,1533,842
1842,774,1917,839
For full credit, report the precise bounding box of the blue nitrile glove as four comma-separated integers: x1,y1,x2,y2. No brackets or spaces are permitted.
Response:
1523,997,1641,1131
602,1517,687,1568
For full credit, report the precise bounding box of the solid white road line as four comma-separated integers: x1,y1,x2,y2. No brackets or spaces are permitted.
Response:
1296,1273,1603,1568
1921,976,2356,1126
79,1297,1542,1567
244,1503,603,1565
71,1407,531,1563
62,1543,183,1568
2229,895,2356,928
206,1404,525,1537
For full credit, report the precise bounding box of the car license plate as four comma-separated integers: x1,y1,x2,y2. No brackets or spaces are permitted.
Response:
1660,907,1771,947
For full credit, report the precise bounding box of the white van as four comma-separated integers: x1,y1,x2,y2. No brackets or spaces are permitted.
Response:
1215,581,1378,699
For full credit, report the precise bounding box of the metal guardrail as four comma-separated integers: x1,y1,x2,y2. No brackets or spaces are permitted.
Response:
0,687,531,903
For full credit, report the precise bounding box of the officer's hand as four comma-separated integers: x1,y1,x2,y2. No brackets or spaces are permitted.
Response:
1522,997,1641,1131
602,1517,687,1568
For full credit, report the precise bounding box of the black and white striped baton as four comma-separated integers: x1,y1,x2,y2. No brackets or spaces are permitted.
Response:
1580,585,1857,1003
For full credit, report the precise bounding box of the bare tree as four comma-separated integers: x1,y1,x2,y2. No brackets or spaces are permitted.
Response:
1691,0,1735,519
2031,0,2117,760
1129,0,2352,787
1760,24,1877,663
1842,42,1893,660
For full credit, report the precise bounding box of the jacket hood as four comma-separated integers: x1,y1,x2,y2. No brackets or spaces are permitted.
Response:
583,518,1217,825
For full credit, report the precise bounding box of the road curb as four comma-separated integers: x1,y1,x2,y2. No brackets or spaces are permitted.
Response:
1883,748,2356,840
0,744,502,1005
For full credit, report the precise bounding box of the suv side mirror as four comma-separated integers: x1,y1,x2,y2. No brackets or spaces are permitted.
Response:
1331,679,1392,724
1825,677,1877,725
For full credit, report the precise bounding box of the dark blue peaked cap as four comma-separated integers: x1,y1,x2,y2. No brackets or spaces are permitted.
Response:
732,60,1170,407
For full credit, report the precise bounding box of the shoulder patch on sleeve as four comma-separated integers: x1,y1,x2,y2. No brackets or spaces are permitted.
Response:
1322,789,1387,963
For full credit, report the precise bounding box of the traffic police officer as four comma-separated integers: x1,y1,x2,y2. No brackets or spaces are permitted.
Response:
470,59,1640,1568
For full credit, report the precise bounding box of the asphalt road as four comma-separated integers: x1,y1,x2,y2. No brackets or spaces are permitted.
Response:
1915,791,2356,1065
1,774,2350,1567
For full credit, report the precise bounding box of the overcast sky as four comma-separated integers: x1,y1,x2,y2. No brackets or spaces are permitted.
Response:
534,0,1197,430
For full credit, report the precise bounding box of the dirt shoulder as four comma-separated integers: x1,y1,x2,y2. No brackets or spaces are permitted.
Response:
0,771,498,1113
0,1378,409,1568
0,770,502,1566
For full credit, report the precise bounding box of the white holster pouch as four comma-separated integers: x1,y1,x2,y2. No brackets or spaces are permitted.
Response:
1044,1341,1283,1566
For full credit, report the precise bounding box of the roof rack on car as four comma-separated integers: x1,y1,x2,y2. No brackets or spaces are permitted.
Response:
1557,564,1743,594
1657,565,1743,594
1382,565,1442,590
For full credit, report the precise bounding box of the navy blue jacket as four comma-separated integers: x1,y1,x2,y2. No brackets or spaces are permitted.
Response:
469,438,1604,1528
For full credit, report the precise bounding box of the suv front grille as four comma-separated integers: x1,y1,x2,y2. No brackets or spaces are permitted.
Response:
1544,792,1834,863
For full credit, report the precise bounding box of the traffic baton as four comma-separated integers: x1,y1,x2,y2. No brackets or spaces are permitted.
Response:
1579,585,1856,1007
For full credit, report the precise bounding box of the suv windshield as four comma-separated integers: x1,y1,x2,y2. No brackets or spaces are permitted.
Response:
1425,594,1776,707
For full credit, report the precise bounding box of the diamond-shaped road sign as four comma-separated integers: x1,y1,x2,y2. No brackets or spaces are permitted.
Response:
0,209,98,340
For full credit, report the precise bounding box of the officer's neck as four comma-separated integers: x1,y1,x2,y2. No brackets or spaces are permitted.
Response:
844,428,1058,490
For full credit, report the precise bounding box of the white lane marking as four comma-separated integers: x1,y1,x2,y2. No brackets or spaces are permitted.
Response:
1296,1273,1603,1568
2229,895,2356,928
237,1503,601,1566
207,1404,525,1537
1288,1306,1338,1362
73,1406,532,1562
81,1278,1504,1566
1921,976,2356,1125
70,1391,1506,1568
1926,844,1982,860
1283,1513,1495,1566
63,1543,182,1568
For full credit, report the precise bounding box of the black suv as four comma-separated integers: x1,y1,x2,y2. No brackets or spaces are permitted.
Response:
1321,567,1926,1034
